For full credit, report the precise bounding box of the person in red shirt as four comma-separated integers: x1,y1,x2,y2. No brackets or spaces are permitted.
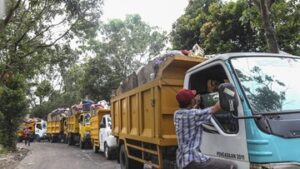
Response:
23,127,30,146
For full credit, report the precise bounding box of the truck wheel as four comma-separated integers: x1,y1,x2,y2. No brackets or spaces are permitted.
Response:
93,143,98,153
104,143,111,160
50,136,54,143
79,138,84,149
35,135,41,142
67,136,72,146
119,145,143,169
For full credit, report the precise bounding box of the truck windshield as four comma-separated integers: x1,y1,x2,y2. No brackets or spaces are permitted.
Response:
231,56,300,114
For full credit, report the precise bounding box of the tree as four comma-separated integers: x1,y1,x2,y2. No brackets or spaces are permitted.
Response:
0,0,103,150
81,56,115,101
0,74,27,150
96,14,168,77
30,64,85,119
269,0,300,55
199,0,261,53
170,0,220,50
79,14,168,101
171,0,300,55
35,80,53,105
252,0,279,53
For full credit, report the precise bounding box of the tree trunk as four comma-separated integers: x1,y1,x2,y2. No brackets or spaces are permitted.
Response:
258,0,279,53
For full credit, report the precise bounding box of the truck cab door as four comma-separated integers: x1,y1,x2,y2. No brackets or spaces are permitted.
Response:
185,61,249,168
99,116,106,151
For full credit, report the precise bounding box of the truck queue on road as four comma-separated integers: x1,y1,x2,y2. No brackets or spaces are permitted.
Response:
18,49,300,169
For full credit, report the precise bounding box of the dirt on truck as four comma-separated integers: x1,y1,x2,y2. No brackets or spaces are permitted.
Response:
111,51,206,169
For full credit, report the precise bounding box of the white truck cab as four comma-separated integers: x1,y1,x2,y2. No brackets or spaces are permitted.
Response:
35,119,47,141
184,53,300,168
99,114,117,159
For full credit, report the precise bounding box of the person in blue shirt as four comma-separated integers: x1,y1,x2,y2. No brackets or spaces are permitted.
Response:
174,89,237,169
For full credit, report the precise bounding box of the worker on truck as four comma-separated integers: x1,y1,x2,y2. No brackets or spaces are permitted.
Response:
174,89,237,169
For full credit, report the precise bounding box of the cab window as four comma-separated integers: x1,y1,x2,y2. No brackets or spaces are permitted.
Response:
36,124,42,130
100,117,106,128
189,64,238,134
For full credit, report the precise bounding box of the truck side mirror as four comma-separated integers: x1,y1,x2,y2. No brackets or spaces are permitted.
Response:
218,83,239,114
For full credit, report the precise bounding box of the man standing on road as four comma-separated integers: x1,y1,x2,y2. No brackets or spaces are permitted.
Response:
174,89,237,169
24,127,30,146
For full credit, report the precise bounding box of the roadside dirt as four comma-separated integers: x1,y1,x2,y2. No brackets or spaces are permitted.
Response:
0,147,29,169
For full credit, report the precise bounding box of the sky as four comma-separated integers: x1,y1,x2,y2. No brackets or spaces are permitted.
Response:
0,0,5,18
101,0,189,32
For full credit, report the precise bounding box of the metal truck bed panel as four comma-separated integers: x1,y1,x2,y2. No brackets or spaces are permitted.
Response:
66,114,80,134
47,121,63,134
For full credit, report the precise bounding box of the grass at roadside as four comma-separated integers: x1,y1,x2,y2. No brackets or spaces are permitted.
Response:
0,145,29,169
0,144,7,155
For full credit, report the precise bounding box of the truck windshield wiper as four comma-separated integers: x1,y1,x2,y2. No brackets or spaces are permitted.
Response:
232,110,300,119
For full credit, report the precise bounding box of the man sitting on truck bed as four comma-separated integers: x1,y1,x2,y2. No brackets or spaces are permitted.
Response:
174,89,237,169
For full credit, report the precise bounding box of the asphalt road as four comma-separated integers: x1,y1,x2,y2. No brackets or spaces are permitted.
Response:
16,142,120,169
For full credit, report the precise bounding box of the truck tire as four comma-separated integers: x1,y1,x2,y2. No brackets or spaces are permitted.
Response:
104,143,112,160
119,145,143,169
35,135,41,142
68,135,72,146
50,136,54,143
79,137,84,149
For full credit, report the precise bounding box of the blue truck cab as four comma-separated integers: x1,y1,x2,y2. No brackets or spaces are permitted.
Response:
184,53,300,169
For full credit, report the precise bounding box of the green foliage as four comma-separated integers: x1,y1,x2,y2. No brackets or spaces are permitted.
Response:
0,74,27,151
271,0,300,55
171,0,220,50
0,0,103,150
35,80,53,104
75,14,168,102
200,0,261,53
81,57,115,101
31,65,85,118
96,14,168,77
171,0,300,55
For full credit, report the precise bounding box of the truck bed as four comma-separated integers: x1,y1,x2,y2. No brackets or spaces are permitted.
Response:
111,56,204,146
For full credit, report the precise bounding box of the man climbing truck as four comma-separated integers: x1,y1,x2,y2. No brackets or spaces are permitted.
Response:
111,51,205,169
112,51,300,169
90,105,117,159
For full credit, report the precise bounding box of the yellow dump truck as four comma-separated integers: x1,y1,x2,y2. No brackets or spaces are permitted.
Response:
91,106,117,159
78,110,92,149
47,108,68,143
63,102,93,149
111,53,205,169
65,105,81,145
17,119,35,142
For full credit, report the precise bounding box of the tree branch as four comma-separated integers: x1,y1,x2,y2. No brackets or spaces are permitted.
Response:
14,1,49,51
0,0,22,31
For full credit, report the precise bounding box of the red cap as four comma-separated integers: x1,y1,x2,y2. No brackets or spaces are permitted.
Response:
176,89,197,105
